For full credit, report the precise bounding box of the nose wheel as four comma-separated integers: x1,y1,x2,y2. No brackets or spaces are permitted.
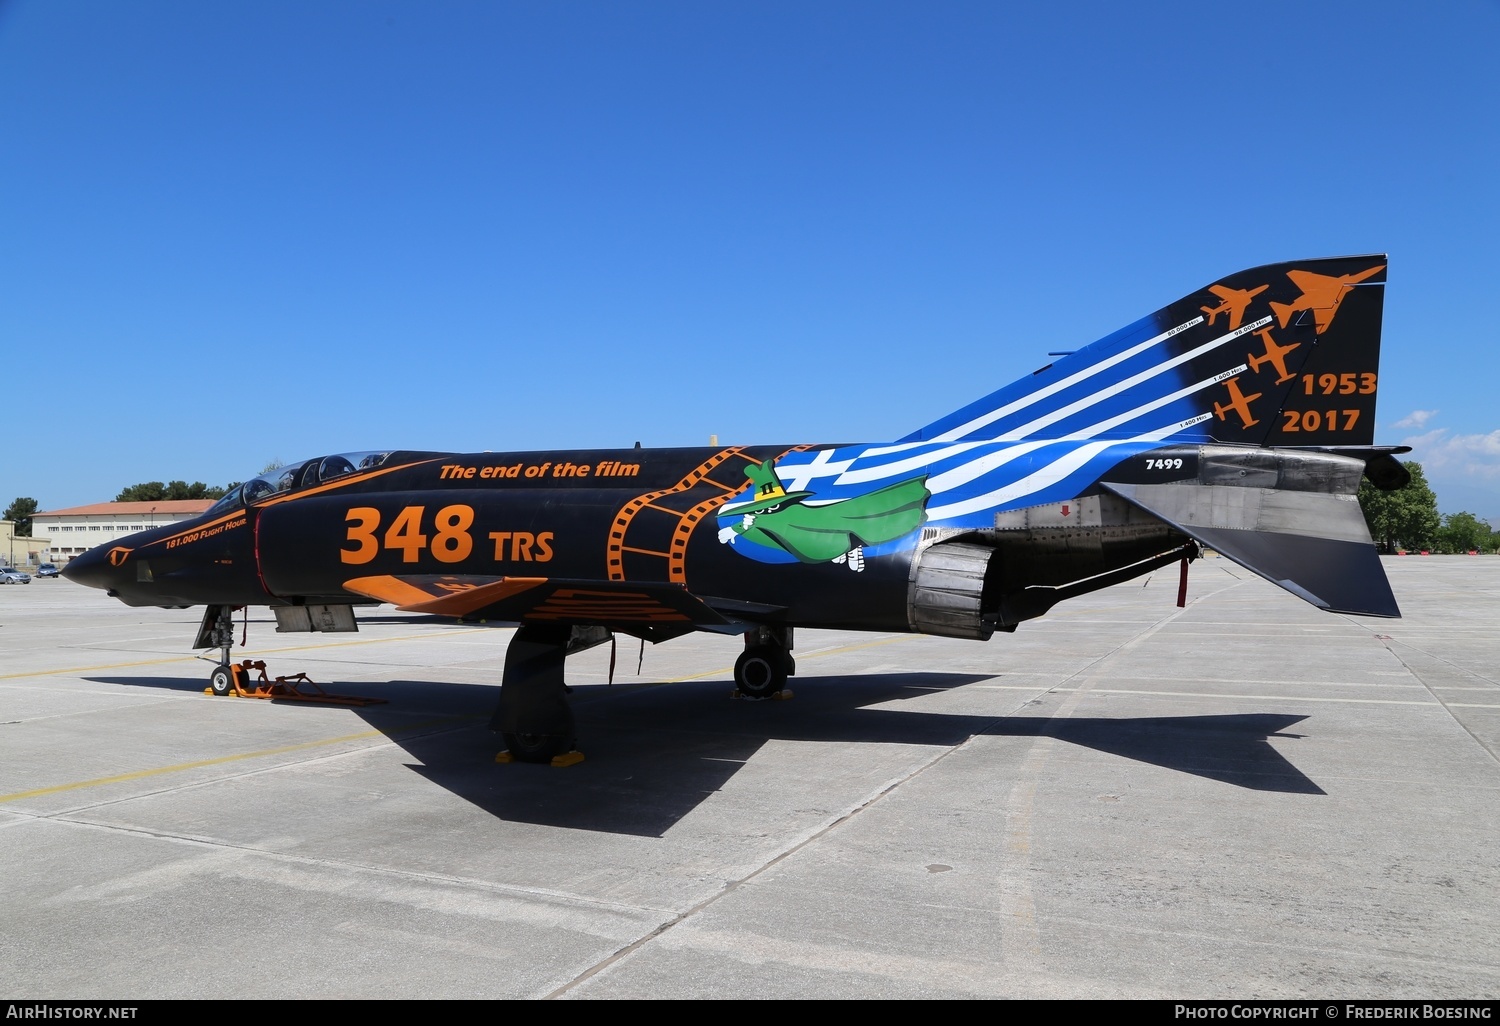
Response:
209,664,235,696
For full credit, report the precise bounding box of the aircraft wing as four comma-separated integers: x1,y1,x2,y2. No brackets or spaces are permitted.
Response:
343,573,750,636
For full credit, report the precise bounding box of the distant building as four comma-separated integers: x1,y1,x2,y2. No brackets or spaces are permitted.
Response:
33,501,215,562
1,520,52,568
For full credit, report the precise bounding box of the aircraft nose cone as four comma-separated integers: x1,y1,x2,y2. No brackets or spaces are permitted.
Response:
62,546,117,591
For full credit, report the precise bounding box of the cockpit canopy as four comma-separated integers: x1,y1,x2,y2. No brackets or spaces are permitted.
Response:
207,451,394,515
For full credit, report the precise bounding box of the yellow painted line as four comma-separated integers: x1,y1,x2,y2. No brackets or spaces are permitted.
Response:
0,627,496,683
800,635,914,660
662,666,742,684
0,654,201,681
974,684,1483,706
1102,675,1429,690
0,714,483,806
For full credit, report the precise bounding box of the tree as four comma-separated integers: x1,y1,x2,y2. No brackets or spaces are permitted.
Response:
1436,512,1493,554
115,482,166,501
115,481,228,502
1357,460,1439,553
3,497,38,537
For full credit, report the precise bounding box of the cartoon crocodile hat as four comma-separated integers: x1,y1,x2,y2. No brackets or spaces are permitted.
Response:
720,460,815,516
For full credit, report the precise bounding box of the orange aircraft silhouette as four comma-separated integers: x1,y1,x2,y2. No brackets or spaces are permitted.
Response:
1247,327,1302,384
1270,264,1385,333
1200,283,1268,330
1213,377,1263,429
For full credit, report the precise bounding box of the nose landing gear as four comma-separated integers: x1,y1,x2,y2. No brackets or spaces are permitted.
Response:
194,605,386,707
196,605,240,692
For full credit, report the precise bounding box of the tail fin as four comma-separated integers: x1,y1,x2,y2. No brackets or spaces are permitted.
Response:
902,256,1387,448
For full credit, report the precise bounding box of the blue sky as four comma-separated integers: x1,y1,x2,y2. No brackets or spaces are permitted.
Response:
3,1,1498,518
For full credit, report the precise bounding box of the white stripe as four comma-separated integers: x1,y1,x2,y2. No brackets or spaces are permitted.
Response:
926,440,1118,520
835,441,989,485
859,440,938,458
1078,365,1248,437
925,440,1052,494
993,316,1271,441
930,316,1205,443
1152,411,1214,435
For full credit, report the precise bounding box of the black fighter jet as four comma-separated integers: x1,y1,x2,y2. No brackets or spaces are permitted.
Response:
66,256,1407,762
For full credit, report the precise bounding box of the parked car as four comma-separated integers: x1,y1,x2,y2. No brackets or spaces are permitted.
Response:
0,567,32,584
35,563,60,579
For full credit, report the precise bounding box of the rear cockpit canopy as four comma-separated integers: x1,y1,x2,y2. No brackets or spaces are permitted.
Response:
207,451,394,514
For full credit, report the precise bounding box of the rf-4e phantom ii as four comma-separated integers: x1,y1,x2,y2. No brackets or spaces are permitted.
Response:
66,255,1406,762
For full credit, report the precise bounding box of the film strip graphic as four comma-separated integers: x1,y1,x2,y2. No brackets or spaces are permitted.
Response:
607,445,811,584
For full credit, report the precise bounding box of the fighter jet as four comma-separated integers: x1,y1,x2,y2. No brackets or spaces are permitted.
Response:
1271,263,1386,333
66,255,1408,763
1212,377,1264,428
1247,326,1302,384
1200,283,1269,330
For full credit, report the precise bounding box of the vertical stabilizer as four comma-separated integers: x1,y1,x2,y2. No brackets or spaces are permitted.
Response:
903,256,1387,448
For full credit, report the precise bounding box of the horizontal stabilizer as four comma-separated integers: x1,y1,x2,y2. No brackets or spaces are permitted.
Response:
1103,481,1399,617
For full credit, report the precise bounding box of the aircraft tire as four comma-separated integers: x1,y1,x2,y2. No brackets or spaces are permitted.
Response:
502,732,573,764
734,648,788,699
209,665,235,697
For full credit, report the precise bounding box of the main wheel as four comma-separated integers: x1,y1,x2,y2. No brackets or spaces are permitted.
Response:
502,731,573,764
734,647,788,699
209,664,234,697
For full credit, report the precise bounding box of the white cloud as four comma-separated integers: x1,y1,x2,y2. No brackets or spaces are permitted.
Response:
1392,409,1439,429
1402,427,1500,479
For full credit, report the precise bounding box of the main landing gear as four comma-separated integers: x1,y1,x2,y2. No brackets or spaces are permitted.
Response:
733,625,795,700
490,624,611,765
490,623,797,764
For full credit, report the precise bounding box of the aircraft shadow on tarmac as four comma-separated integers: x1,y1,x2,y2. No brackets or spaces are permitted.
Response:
87,667,1325,836
87,673,228,695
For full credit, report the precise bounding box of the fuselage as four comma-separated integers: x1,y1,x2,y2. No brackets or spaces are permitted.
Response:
64,436,1187,633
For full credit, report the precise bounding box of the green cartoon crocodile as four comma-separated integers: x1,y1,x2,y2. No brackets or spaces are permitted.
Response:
718,459,930,569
